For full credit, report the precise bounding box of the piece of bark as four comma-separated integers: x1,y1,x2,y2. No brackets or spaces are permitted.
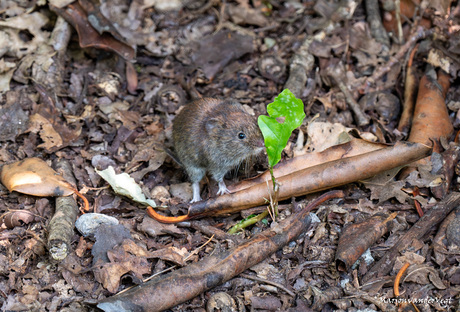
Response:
431,144,460,199
407,68,452,145
47,159,80,261
336,212,397,271
284,32,318,98
400,68,453,178
98,191,343,312
365,0,390,49
397,45,418,136
363,192,460,282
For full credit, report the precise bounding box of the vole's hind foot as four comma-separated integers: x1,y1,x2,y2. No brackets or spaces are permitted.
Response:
217,180,230,196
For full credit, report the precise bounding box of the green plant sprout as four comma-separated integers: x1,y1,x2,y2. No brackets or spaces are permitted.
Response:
229,89,305,234
258,89,305,187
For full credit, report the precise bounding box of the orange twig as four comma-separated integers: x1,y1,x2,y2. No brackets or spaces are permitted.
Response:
407,43,418,68
147,206,190,223
394,262,410,297
74,189,90,212
414,199,424,217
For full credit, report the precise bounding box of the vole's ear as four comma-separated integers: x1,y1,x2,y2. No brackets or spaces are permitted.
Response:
205,118,221,133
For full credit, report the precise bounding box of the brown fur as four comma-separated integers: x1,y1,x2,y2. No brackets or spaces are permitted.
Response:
172,98,264,187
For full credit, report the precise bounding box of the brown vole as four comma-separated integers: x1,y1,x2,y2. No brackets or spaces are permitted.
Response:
172,98,264,202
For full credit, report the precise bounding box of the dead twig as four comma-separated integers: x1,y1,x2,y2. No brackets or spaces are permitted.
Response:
360,27,434,93
239,273,296,297
47,159,80,261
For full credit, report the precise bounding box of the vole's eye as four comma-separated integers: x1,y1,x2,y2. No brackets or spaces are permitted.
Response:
238,132,246,139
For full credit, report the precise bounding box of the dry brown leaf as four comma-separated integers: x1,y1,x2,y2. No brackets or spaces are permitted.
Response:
362,167,407,203
138,216,186,237
94,239,152,293
1,158,75,197
227,4,269,27
231,136,387,193
149,247,189,266
26,85,82,153
404,264,447,290
1,158,90,211
27,114,64,150
336,212,397,271
50,2,135,60
0,210,36,229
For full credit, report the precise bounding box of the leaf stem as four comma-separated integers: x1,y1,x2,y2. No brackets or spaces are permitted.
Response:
269,166,279,217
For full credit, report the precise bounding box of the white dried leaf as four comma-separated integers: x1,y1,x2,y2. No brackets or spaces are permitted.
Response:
96,166,156,207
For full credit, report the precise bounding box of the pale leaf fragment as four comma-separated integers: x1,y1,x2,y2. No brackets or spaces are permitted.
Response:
96,166,156,207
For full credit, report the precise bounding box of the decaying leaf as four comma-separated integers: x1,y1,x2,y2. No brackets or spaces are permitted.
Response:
149,141,431,223
27,114,64,150
0,12,50,58
26,85,83,152
149,247,189,266
1,158,76,197
138,216,185,237
96,166,156,207
0,210,36,229
404,264,447,290
362,166,407,203
0,158,89,211
335,212,396,271
50,2,135,61
94,239,152,293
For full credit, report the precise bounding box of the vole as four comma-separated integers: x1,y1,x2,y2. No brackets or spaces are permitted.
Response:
172,98,265,202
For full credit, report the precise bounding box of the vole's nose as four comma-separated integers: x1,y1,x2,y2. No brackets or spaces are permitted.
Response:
257,139,265,148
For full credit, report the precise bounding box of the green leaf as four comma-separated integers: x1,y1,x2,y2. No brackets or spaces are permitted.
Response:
258,89,305,167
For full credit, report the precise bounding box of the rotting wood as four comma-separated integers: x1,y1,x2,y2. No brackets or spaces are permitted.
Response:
47,159,80,261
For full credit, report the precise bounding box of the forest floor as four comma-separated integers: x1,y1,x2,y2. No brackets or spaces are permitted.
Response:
0,0,460,311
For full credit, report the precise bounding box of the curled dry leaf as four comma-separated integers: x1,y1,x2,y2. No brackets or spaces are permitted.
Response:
1,210,36,229
50,2,135,61
230,136,387,193
148,141,431,223
399,68,453,178
0,157,89,211
335,212,397,271
408,69,453,145
404,264,447,290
